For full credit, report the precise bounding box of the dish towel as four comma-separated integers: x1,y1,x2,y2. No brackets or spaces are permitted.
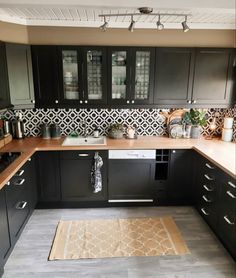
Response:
91,152,103,193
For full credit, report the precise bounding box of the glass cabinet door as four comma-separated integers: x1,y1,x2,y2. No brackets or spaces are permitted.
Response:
134,51,150,100
62,50,80,101
111,51,128,101
86,50,103,101
133,50,153,103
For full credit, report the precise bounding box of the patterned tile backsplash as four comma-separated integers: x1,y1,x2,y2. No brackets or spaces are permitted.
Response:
3,107,236,140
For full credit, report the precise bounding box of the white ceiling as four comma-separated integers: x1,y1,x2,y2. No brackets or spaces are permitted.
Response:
0,0,235,29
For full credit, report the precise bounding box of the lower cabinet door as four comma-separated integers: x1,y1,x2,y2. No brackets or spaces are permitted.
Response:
60,152,107,202
0,189,11,267
168,150,193,204
36,152,61,202
7,191,30,245
219,208,236,260
108,160,154,201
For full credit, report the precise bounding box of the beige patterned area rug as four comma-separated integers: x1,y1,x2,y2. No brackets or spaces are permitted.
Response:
49,216,190,260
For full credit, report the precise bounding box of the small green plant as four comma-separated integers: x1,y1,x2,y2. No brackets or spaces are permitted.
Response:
108,123,124,132
183,109,207,126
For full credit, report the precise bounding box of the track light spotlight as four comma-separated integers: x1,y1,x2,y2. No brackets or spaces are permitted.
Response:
156,15,164,30
99,17,108,31
128,16,135,32
182,16,190,32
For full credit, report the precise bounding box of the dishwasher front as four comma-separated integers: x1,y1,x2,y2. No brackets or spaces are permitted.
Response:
108,150,156,203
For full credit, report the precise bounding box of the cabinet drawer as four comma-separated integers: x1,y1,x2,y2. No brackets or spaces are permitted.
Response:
6,177,27,208
60,150,108,160
203,161,216,172
222,180,236,196
6,160,32,208
7,191,30,242
197,197,217,229
219,211,236,259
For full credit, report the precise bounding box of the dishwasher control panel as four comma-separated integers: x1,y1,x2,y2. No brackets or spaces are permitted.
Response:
108,150,155,159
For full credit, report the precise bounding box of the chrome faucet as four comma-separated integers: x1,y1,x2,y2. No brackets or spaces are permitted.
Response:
81,121,88,138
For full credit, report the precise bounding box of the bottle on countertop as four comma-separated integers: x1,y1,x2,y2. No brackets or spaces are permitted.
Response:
12,112,25,139
93,126,100,138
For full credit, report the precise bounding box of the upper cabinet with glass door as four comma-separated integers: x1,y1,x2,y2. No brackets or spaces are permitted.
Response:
61,49,80,103
58,47,107,106
132,49,155,104
108,47,154,105
83,47,107,105
108,48,131,105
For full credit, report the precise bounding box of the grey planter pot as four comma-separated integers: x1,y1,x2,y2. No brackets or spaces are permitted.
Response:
108,130,124,139
190,125,202,139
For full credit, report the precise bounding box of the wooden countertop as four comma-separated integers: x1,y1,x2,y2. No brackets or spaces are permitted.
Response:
0,136,235,190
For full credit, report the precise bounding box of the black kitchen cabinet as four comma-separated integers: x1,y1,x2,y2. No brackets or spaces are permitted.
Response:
6,43,35,109
108,159,155,201
5,156,37,245
60,150,107,201
108,47,155,106
154,48,194,106
31,45,60,107
0,42,11,109
193,152,236,260
0,155,37,275
191,48,235,106
31,45,235,108
0,188,11,271
36,152,61,202
168,149,193,204
218,172,236,260
25,157,37,212
194,155,219,230
58,46,107,106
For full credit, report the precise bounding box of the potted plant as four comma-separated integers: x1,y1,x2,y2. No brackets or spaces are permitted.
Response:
183,109,207,139
108,123,124,139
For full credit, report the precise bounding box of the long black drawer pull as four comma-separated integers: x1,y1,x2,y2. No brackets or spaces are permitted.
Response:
15,170,24,177
14,178,25,186
203,185,213,192
228,181,236,189
205,163,214,170
223,215,235,225
204,174,214,181
202,195,212,203
226,191,236,199
15,201,27,210
201,208,209,215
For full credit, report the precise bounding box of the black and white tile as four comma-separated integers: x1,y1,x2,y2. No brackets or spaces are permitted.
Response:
3,107,236,140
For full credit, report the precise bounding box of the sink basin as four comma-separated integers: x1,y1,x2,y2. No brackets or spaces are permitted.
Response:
62,136,107,146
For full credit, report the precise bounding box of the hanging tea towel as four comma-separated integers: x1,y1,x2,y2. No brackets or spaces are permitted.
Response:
91,152,103,193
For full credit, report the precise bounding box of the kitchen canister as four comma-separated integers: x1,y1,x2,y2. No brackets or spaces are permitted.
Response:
223,117,234,129
41,124,51,139
50,124,61,139
222,128,233,142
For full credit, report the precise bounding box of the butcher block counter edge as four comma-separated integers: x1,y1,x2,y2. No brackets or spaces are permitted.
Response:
0,136,235,190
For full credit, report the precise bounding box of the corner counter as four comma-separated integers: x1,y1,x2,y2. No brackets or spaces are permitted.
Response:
0,136,235,190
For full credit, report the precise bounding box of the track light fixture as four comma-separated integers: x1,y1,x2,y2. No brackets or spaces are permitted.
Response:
99,17,108,31
182,16,190,32
156,15,164,30
98,7,191,32
128,15,135,32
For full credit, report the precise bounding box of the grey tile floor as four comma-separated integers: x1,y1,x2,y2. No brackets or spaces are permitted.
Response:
3,207,236,278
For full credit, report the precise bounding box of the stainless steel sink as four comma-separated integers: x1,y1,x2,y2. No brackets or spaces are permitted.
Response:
62,136,107,146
